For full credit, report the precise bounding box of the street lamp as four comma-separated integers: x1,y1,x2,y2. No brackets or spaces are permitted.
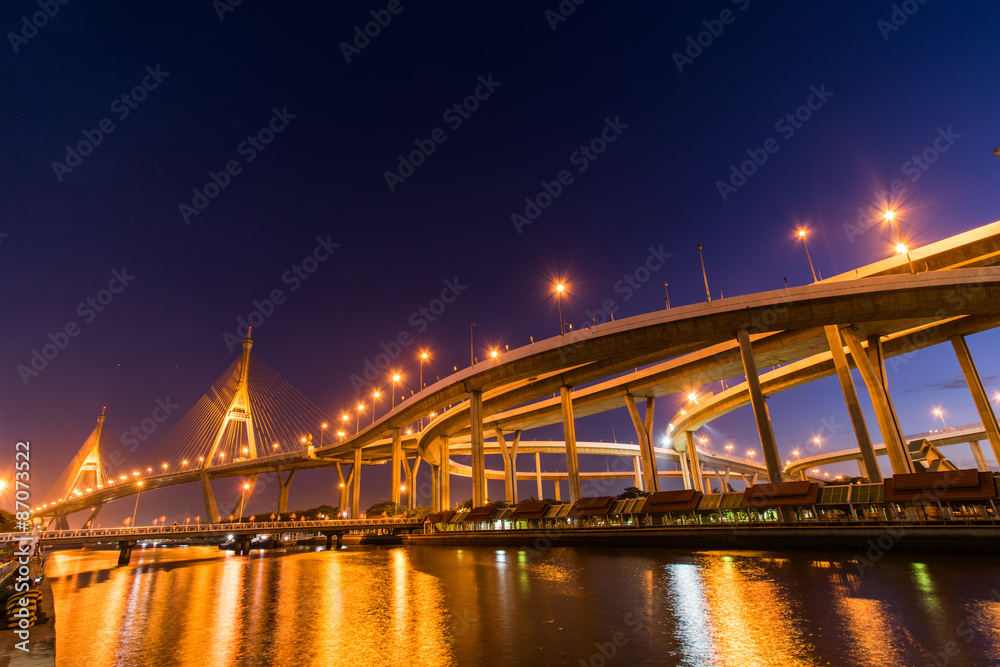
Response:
238,482,251,522
372,391,381,423
490,349,499,360
933,407,947,430
747,449,756,462
813,436,822,453
398,485,406,515
555,282,566,335
130,481,143,529
797,229,818,282
321,422,327,447
882,209,916,275
419,351,429,391
391,373,401,408
793,449,800,459
469,322,477,366
725,443,733,456
697,243,712,303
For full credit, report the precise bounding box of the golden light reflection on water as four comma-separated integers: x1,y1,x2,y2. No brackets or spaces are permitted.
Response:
836,597,907,665
50,546,453,666
697,555,818,667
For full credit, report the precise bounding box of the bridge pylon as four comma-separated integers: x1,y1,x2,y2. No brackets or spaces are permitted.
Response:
200,331,259,521
44,407,109,529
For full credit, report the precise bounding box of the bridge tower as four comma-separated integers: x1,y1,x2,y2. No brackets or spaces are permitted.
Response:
200,331,259,521
44,407,108,530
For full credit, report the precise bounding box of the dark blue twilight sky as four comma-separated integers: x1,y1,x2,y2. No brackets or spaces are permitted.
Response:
2,1,1000,522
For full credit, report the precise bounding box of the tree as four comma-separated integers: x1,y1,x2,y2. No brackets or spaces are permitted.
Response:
617,486,651,500
458,498,474,510
0,510,16,533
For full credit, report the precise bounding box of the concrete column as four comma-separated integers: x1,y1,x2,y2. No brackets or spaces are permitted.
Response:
824,325,882,482
200,471,220,523
633,456,643,490
408,458,421,509
276,469,297,513
952,335,1000,464
554,479,561,502
841,327,914,474
678,449,692,489
970,441,989,472
857,459,867,477
470,390,486,507
685,432,705,493
431,462,441,512
535,452,543,500
391,428,402,505
351,449,362,519
736,328,783,483
336,463,353,516
868,335,909,458
440,440,451,510
624,394,660,492
495,427,520,504
560,386,582,503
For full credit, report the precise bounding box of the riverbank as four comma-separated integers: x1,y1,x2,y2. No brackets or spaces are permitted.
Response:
408,524,1000,553
0,574,55,667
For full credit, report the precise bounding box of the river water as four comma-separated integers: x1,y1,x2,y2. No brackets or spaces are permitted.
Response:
44,544,1000,666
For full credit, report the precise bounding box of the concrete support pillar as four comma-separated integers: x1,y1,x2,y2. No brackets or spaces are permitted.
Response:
553,479,561,502
857,459,867,477
535,452,543,500
405,457,421,509
685,432,705,493
200,471,220,523
495,428,520,504
952,335,1000,464
841,328,914,474
633,456,643,490
868,335,910,459
970,441,989,472
351,449,362,519
560,386,582,503
276,469,297,514
391,428,402,505
736,328,784,483
824,325,882,482
624,394,660,492
117,540,134,566
431,461,441,512
439,440,451,511
470,390,486,507
678,450,692,489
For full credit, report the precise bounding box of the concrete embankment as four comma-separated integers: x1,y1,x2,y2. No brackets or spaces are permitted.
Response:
407,525,1000,554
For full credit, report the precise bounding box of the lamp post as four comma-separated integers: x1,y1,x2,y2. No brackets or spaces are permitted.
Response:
397,485,406,515
320,423,327,447
469,322,476,366
238,482,250,522
356,403,365,433
555,282,566,335
933,407,948,430
882,209,916,275
797,229,818,282
130,481,143,529
419,351,429,391
697,243,712,303
372,391,380,424
391,373,401,408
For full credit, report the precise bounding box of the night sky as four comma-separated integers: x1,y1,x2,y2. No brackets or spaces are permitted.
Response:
3,1,1000,524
